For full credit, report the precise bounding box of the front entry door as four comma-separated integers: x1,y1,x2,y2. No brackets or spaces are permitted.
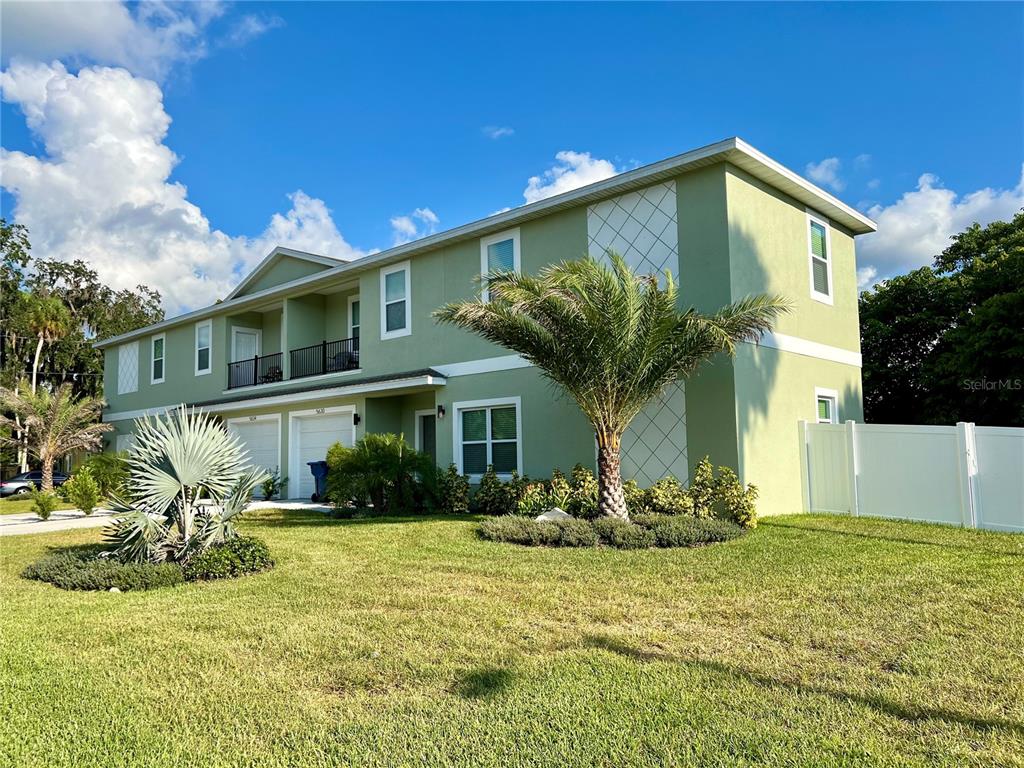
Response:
233,329,259,362
419,414,437,464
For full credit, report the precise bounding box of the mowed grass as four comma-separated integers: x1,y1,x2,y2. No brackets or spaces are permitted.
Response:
0,496,74,515
1,511,1022,768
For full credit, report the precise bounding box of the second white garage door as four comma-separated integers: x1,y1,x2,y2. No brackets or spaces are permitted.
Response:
290,408,355,499
227,416,281,476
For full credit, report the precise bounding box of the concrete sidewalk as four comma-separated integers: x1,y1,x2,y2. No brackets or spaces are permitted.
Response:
0,508,117,537
0,500,331,537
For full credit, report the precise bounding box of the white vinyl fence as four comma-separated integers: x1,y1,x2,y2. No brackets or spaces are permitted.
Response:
800,421,1024,533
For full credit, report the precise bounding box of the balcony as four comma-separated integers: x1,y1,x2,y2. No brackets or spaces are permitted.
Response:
226,337,359,390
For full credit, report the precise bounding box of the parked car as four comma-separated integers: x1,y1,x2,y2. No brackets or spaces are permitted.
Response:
0,471,69,497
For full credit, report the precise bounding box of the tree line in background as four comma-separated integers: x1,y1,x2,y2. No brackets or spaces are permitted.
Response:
860,210,1023,427
1,220,164,470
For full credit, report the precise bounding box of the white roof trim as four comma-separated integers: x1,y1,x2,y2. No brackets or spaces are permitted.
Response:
225,246,346,301
101,373,446,422
96,137,876,349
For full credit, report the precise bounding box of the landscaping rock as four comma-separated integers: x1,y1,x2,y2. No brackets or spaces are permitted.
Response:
108,587,121,593
535,507,572,522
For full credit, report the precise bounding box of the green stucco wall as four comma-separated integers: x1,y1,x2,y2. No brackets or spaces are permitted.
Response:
237,256,331,297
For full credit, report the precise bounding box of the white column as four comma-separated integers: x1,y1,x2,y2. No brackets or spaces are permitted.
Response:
955,421,979,529
845,420,860,517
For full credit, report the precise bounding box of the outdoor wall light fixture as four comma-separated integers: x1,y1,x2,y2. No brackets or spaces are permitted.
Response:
437,404,446,420
353,413,361,426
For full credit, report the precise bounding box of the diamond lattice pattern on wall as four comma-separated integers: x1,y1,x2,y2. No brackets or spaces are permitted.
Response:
117,342,138,395
587,181,688,484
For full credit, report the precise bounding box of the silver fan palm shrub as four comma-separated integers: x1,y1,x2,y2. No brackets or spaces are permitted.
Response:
105,405,266,564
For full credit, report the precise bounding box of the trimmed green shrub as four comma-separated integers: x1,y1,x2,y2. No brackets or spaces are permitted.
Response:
548,469,571,510
435,464,470,514
325,433,433,514
29,488,59,520
688,457,717,518
517,482,551,516
567,464,599,519
715,466,759,529
646,477,695,516
479,516,558,546
471,467,528,516
183,536,274,581
633,514,745,547
82,451,129,499
63,467,101,515
555,518,599,547
22,549,184,591
593,517,656,549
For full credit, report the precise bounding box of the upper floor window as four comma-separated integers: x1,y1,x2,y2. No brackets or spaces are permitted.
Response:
480,228,521,302
349,298,361,341
807,210,833,305
815,388,838,424
454,397,521,480
380,262,411,339
117,341,138,395
195,320,212,375
151,334,165,385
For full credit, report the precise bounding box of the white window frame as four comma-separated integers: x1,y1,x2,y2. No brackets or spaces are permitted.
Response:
815,387,839,424
806,209,834,306
379,261,411,339
117,341,139,395
414,408,436,455
231,326,262,363
452,396,522,481
348,295,361,339
195,320,213,376
150,333,165,385
479,227,521,302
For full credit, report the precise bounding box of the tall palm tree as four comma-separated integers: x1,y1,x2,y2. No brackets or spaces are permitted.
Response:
435,253,789,520
0,380,111,491
25,294,71,393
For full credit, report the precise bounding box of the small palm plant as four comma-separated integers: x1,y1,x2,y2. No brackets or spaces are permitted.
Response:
0,380,111,491
435,253,789,520
105,405,266,564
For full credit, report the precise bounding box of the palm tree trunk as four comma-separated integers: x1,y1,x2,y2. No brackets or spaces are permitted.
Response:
14,382,28,473
31,334,44,393
41,454,54,493
596,435,629,520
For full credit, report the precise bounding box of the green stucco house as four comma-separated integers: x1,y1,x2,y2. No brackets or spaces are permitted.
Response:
96,138,876,515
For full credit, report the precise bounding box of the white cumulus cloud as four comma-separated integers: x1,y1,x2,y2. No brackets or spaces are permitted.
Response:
390,207,440,245
522,150,619,204
0,1,232,80
857,167,1024,286
805,157,844,192
0,61,368,315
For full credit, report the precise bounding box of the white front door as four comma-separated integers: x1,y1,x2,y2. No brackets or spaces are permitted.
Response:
232,328,260,362
291,409,355,499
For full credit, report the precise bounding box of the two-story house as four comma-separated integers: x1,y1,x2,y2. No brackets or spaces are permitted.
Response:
95,138,876,515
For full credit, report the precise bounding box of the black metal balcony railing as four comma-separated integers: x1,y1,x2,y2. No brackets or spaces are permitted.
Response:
289,337,360,380
227,352,284,390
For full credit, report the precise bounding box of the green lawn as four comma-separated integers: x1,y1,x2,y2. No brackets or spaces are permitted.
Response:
2,510,1022,768
0,496,75,515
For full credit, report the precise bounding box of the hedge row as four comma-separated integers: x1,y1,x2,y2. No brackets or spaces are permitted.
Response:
23,536,273,591
478,514,744,549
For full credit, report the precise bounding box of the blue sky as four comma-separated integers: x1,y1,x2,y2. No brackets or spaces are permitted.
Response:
2,1,1022,313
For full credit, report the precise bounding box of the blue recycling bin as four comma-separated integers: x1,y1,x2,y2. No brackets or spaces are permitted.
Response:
307,461,329,502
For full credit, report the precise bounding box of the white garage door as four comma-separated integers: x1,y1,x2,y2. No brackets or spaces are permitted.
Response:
292,410,354,499
227,416,280,477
